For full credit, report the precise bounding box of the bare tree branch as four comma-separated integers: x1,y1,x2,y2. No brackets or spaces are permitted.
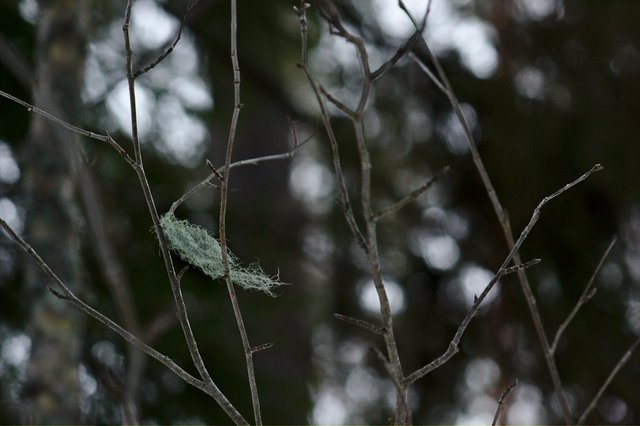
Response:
502,258,541,275
0,90,136,168
405,164,603,385
251,343,274,354
550,236,618,354
408,52,446,93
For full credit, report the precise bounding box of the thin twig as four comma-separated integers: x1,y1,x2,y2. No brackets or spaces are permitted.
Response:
550,236,618,354
502,258,541,275
133,1,197,79
320,84,355,118
251,343,274,354
217,0,263,423
372,166,450,221
371,0,432,81
334,313,385,335
0,90,108,142
492,380,518,426
370,346,403,391
405,164,603,385
0,90,136,167
169,128,312,215
577,336,640,425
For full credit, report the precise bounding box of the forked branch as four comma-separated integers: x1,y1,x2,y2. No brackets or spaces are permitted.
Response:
406,164,603,385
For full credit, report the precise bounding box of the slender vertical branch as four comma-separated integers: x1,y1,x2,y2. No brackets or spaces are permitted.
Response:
217,0,263,424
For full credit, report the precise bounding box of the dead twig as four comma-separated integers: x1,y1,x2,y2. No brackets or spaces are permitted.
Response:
492,380,518,426
371,0,432,81
0,90,136,168
334,313,385,335
550,236,618,354
169,124,312,216
298,2,413,422
133,1,197,78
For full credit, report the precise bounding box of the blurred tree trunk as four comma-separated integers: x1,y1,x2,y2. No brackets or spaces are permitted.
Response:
20,0,89,423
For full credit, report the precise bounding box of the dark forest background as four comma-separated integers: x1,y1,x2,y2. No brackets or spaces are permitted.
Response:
1,0,639,424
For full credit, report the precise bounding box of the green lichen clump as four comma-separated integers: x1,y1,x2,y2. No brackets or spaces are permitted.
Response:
160,212,283,296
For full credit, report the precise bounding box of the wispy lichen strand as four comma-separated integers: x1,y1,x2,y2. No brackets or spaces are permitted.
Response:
160,213,282,296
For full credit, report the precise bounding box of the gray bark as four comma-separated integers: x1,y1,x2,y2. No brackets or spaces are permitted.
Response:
20,1,89,423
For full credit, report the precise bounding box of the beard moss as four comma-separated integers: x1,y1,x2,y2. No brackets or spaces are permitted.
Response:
160,212,283,296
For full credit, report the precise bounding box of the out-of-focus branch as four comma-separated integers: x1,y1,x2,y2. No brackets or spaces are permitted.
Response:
577,336,640,425
550,236,618,354
298,2,436,423
77,167,144,424
0,32,33,90
298,2,440,423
